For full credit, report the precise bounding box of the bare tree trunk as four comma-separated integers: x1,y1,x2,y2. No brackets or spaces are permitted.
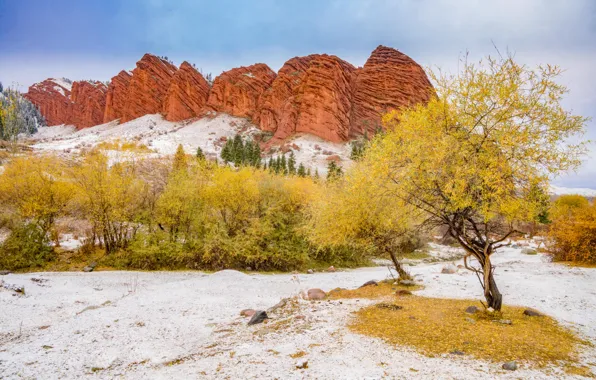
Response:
482,255,502,311
387,248,411,280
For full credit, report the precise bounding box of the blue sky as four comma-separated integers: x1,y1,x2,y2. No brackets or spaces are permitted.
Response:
1,0,595,187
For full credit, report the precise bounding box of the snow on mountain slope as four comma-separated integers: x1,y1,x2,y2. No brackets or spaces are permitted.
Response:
29,113,354,174
550,185,596,197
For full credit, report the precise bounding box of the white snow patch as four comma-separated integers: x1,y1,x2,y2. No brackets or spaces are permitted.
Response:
0,245,594,378
550,184,596,197
49,78,72,91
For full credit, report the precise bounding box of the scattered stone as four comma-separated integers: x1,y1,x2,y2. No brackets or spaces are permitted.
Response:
295,315,305,320
248,310,268,325
465,318,476,324
376,303,403,311
395,289,412,296
89,261,98,269
267,297,289,313
0,280,24,294
441,265,457,274
240,309,256,317
450,350,465,355
497,319,512,325
245,267,252,271
359,280,378,288
306,269,314,274
523,308,544,317
0,270,10,275
399,280,417,287
307,288,326,300
327,266,336,272
465,306,479,314
502,361,518,371
522,248,537,255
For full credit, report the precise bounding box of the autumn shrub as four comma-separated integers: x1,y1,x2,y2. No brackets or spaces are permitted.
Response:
548,197,596,264
0,223,54,270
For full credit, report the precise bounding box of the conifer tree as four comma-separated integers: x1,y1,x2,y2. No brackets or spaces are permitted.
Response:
297,163,306,177
307,167,311,177
196,146,205,160
221,140,232,163
326,161,343,181
280,154,288,175
288,152,297,175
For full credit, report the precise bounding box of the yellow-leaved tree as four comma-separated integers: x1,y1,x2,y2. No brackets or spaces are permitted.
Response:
364,53,588,310
0,155,73,242
307,158,420,279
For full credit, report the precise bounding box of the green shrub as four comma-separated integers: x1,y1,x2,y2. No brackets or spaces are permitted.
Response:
0,223,54,270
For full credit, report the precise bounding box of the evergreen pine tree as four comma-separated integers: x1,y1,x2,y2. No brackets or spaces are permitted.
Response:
232,134,244,166
280,154,288,175
288,152,297,175
326,161,343,181
314,169,319,180
268,157,274,172
297,163,306,177
307,167,311,177
196,146,205,160
221,140,232,163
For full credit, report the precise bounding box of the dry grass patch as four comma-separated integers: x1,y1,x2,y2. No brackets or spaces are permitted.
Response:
349,296,589,369
328,281,422,300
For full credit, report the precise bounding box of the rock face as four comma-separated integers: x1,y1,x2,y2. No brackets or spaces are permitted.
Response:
164,61,210,121
258,55,356,142
70,81,108,129
207,63,276,120
122,54,178,123
349,45,434,137
24,78,73,126
26,46,433,141
103,71,132,123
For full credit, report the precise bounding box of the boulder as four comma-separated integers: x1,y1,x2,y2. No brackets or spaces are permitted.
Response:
359,280,378,288
441,265,457,274
247,310,268,325
0,270,10,276
326,266,336,272
306,288,326,300
240,309,256,317
349,46,434,138
207,63,276,120
523,308,544,317
306,269,314,274
82,266,94,273
502,361,518,371
164,61,210,121
465,306,479,314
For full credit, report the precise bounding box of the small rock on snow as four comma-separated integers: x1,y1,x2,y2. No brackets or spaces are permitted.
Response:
502,361,518,371
0,270,10,275
248,310,268,326
83,266,94,272
441,265,457,274
240,309,256,317
307,288,326,300
307,269,314,274
327,266,336,272
359,280,378,288
523,308,544,317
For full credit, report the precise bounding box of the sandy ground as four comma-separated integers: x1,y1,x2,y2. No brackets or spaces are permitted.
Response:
1,244,595,379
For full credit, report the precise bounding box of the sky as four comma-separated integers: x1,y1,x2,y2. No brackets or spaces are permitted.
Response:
0,0,595,187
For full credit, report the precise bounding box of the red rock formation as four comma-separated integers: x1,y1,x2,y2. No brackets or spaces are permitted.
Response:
257,54,356,142
164,61,210,121
70,81,108,129
24,78,73,126
122,54,177,122
207,63,276,120
349,45,434,137
103,70,132,123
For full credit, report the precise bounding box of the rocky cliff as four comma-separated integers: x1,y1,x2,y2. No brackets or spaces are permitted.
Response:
207,63,276,120
24,78,73,126
26,46,433,143
70,81,107,129
164,61,210,121
103,70,132,123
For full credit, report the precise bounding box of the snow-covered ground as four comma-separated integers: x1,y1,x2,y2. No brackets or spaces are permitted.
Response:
1,244,595,379
26,114,354,174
